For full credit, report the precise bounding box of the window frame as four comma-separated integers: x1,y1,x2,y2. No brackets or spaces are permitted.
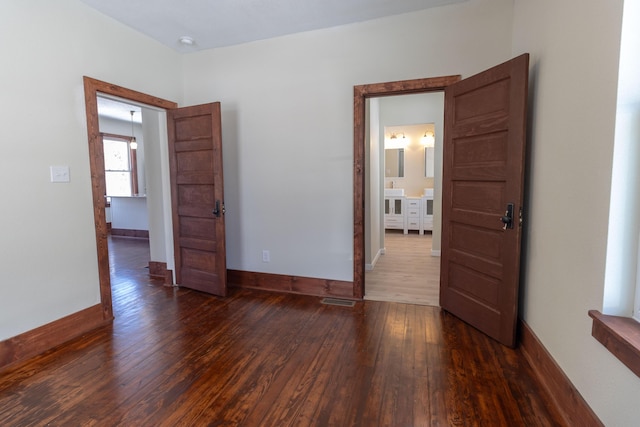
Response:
101,132,138,197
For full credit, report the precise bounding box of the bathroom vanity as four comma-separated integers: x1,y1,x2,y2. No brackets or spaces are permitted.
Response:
384,188,434,234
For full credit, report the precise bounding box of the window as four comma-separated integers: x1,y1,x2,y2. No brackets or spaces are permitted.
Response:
102,134,138,197
591,0,640,378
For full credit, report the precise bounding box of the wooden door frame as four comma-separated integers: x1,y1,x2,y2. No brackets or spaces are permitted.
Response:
352,75,461,299
83,76,178,320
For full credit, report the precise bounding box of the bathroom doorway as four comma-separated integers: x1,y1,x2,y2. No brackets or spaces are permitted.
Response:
351,75,461,301
363,93,445,306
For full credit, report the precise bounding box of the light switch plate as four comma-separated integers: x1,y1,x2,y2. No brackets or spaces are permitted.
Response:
50,165,70,183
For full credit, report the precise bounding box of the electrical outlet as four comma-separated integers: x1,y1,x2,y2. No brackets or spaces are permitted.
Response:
262,250,270,263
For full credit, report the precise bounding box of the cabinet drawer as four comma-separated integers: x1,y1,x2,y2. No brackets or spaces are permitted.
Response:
385,217,404,229
407,208,420,217
407,218,420,230
407,199,421,209
422,218,433,231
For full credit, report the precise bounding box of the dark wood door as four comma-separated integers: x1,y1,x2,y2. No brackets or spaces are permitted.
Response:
440,54,529,347
167,102,227,296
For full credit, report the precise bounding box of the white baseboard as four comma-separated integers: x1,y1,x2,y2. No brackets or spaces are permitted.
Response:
365,248,385,271
431,249,441,257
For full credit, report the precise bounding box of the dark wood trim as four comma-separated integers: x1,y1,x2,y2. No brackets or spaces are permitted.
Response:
228,270,355,299
352,75,461,299
519,319,603,427
110,228,149,238
83,76,178,323
149,261,174,285
589,310,640,378
0,304,108,372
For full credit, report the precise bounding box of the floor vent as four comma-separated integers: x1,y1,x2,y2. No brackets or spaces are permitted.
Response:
321,298,355,307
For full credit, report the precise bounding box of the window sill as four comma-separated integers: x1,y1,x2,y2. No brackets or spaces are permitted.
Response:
589,310,640,378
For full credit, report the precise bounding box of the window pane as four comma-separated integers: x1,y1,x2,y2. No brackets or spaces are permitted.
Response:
104,139,130,171
105,171,132,197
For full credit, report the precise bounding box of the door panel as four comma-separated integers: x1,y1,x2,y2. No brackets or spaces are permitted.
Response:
167,102,227,297
440,54,529,347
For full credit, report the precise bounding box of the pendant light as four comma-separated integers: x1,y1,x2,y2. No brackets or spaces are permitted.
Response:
129,110,138,150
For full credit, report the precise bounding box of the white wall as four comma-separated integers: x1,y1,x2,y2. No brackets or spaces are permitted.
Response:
142,108,174,269
181,0,514,280
365,98,383,268
0,0,181,340
512,0,640,425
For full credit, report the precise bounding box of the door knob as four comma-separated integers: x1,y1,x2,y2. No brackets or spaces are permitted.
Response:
500,203,514,230
213,200,225,217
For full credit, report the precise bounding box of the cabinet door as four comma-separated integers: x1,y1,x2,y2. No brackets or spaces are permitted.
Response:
394,198,402,215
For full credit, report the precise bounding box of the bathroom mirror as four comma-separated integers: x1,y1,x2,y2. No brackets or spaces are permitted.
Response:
424,147,434,178
385,148,404,177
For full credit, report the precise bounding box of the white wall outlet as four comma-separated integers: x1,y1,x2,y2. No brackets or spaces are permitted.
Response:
50,165,70,183
262,250,270,263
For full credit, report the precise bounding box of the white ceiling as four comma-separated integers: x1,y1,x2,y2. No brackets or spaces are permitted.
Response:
80,0,467,52
97,97,142,123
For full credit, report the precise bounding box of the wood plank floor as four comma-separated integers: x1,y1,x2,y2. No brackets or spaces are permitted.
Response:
365,230,440,306
0,236,566,426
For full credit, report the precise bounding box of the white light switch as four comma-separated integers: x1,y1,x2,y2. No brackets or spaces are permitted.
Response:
50,165,70,183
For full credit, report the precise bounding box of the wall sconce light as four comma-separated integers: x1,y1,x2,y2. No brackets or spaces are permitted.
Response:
421,131,435,147
385,132,408,149
129,110,138,150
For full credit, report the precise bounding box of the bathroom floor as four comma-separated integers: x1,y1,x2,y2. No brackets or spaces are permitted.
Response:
365,230,439,306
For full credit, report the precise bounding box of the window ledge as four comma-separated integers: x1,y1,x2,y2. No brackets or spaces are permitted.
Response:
589,310,640,378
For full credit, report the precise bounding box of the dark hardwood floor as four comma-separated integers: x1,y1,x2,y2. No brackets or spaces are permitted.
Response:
0,236,565,426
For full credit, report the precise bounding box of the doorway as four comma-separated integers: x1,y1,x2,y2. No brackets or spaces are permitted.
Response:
364,95,444,305
83,77,178,319
352,75,461,300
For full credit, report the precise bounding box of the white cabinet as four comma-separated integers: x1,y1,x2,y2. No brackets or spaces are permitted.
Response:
422,192,434,232
384,196,405,230
405,198,422,234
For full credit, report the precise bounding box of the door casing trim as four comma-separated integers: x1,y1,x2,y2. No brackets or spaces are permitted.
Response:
352,75,461,299
83,77,178,319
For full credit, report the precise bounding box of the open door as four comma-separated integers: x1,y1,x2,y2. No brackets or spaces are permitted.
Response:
440,54,529,347
167,102,227,296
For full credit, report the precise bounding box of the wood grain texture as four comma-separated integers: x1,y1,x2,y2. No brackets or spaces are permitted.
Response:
520,319,603,427
589,310,640,379
440,54,529,347
0,236,568,426
167,102,227,296
353,75,461,299
228,269,354,299
110,228,150,238
0,304,107,372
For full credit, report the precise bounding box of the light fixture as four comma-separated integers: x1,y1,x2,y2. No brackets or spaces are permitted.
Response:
421,131,435,147
129,110,138,150
385,132,408,149
178,36,195,46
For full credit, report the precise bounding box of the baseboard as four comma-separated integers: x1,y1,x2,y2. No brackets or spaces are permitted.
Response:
228,270,354,299
148,261,174,285
110,228,149,238
0,304,110,372
519,320,603,426
431,249,441,256
366,248,385,271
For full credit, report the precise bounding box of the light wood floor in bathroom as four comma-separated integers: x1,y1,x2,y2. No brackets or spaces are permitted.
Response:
365,230,440,306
